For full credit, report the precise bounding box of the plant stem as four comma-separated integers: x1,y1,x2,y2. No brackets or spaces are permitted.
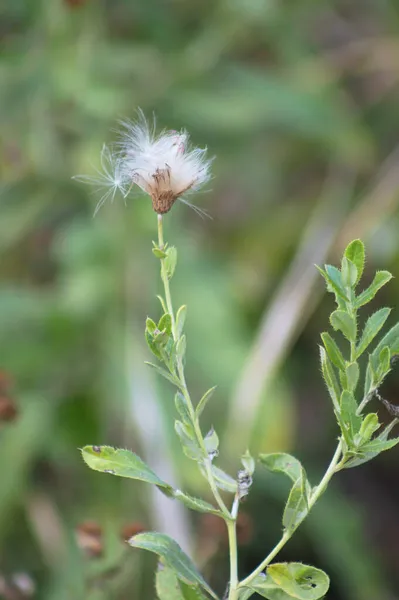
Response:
239,441,343,589
156,215,231,520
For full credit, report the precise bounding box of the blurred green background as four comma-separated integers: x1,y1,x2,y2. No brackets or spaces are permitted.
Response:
2,0,399,598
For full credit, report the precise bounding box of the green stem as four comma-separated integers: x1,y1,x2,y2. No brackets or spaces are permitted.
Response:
156,214,231,520
239,441,342,590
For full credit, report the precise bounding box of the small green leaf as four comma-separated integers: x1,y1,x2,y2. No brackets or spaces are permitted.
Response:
129,533,217,599
341,256,358,289
316,265,348,301
81,446,173,493
204,427,219,458
345,362,359,393
330,310,356,342
156,565,209,600
175,421,203,461
371,322,399,367
176,335,187,363
344,239,365,284
344,419,398,468
204,465,237,494
321,332,345,371
145,362,183,389
340,391,362,442
175,392,192,426
173,490,221,516
176,305,187,338
283,468,309,532
146,331,163,360
356,308,391,358
159,313,172,336
241,450,255,476
157,295,168,313
355,413,380,446
165,247,178,279
196,386,217,417
146,317,157,334
156,564,184,600
259,453,302,484
153,247,168,259
268,563,330,600
356,271,393,308
319,347,340,411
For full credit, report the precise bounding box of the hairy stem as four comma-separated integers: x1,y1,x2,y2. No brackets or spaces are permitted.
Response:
239,441,343,589
157,215,231,522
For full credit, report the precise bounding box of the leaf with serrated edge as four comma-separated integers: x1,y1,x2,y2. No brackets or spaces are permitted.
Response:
344,239,365,284
129,533,217,599
81,446,172,492
321,332,345,371
344,419,398,468
330,310,356,341
356,308,391,358
356,271,392,308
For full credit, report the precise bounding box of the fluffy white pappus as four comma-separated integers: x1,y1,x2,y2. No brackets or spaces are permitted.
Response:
118,112,212,215
73,144,128,216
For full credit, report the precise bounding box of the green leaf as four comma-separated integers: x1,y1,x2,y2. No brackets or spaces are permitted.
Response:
356,308,391,358
268,563,330,600
330,310,356,342
371,322,399,367
241,450,255,476
176,335,187,363
145,362,183,389
175,392,192,426
165,247,178,279
159,313,173,336
156,564,183,600
355,413,380,446
319,347,340,411
175,421,203,461
344,239,365,284
146,317,157,334
340,391,362,442
344,419,398,468
173,490,221,516
355,271,393,308
81,446,172,493
204,428,219,458
205,465,237,493
196,386,217,417
283,468,309,532
341,256,358,289
157,295,168,313
146,330,163,360
153,247,168,259
321,332,345,371
176,305,187,339
345,362,359,393
156,564,210,600
316,265,348,301
259,453,302,484
129,533,217,599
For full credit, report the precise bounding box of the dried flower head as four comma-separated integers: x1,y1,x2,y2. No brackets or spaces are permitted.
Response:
74,111,212,217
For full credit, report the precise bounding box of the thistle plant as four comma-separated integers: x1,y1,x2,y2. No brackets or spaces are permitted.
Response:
79,114,399,600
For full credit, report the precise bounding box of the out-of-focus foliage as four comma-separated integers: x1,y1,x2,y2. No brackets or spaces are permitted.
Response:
1,0,399,598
